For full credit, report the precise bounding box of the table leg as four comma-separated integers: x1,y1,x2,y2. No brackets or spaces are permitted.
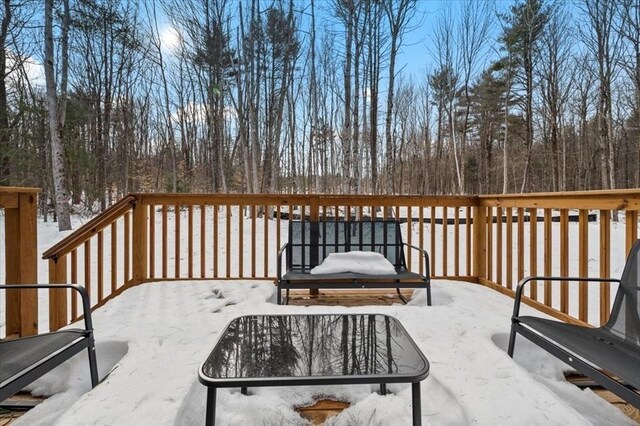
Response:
411,382,422,426
379,383,387,395
241,387,248,395
206,387,217,426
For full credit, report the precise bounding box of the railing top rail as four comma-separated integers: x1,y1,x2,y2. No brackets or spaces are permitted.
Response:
478,189,640,210
133,193,479,207
0,186,42,194
42,195,136,260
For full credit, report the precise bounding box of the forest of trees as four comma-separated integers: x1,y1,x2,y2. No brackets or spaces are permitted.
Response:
1,0,639,225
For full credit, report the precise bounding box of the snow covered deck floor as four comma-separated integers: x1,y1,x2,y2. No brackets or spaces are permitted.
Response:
6,280,639,425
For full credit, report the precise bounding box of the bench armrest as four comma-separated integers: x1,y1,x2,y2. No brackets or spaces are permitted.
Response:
403,243,431,278
512,276,621,319
277,243,289,281
0,284,94,333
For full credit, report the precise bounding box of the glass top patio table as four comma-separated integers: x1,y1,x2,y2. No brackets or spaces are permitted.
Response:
198,314,429,426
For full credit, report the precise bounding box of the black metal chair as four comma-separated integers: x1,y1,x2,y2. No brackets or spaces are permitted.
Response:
0,284,99,404
508,240,640,408
277,220,431,305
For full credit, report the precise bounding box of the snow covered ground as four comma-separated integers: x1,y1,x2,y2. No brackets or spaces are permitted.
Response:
1,210,638,425
9,280,635,426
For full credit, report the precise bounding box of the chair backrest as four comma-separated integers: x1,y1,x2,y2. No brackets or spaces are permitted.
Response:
604,239,640,346
287,220,407,273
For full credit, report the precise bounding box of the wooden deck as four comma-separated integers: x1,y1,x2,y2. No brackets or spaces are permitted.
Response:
286,289,415,307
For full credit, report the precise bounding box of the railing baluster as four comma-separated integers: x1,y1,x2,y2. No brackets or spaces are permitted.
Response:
442,207,447,276
200,205,206,278
506,207,513,290
276,205,281,266
84,240,91,303
544,209,552,306
111,221,117,293
213,206,219,277
175,204,181,278
149,206,155,279
466,206,471,276
486,207,493,281
239,205,244,278
529,208,537,301
226,205,231,277
97,230,104,302
419,205,424,275
251,205,256,278
188,205,194,278
407,205,413,268
496,207,502,285
263,205,269,278
430,206,436,276
560,209,569,314
454,207,460,277
517,208,524,283
71,249,78,320
578,209,589,322
124,212,130,283
626,210,639,252
162,205,168,279
599,210,611,325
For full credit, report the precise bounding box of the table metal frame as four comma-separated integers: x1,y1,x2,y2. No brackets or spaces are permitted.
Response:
199,314,429,426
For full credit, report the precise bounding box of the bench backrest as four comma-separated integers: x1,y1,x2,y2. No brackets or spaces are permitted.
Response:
287,220,407,273
605,239,640,346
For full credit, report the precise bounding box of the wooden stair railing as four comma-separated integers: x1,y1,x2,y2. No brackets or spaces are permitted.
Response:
43,195,137,331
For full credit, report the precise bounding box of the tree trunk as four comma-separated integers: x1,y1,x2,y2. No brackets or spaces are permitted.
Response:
0,0,12,184
44,0,72,231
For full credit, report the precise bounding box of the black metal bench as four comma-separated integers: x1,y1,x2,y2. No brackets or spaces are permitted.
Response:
277,220,431,305
0,284,99,404
508,239,640,408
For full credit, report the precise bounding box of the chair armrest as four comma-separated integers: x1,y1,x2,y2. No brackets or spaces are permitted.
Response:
403,243,431,278
277,243,289,281
512,276,621,319
0,284,94,333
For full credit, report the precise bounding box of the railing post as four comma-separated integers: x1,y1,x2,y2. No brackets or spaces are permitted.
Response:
49,256,68,331
626,210,638,253
132,197,148,284
472,204,486,282
309,195,320,297
4,191,39,336
310,195,320,221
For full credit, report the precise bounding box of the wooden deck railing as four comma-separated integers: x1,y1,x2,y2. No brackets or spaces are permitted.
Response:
3,189,639,335
476,190,640,326
41,195,136,330
0,186,41,337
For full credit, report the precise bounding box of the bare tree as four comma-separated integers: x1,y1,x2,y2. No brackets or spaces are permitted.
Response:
0,0,12,184
382,0,417,194
581,0,623,190
44,0,72,230
457,0,492,194
539,2,573,191
617,0,640,187
146,2,178,192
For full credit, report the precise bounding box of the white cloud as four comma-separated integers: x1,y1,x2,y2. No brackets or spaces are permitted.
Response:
6,51,45,88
